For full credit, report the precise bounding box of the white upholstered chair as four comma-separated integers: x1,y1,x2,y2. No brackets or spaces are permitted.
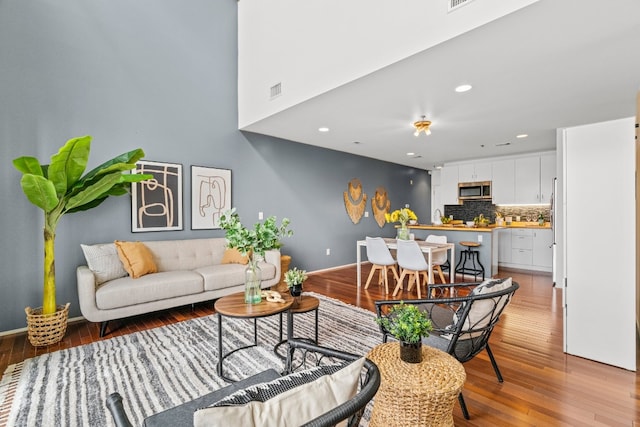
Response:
392,239,430,298
364,237,399,294
425,234,448,284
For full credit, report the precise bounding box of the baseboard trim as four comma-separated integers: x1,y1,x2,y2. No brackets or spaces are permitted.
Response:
0,315,85,337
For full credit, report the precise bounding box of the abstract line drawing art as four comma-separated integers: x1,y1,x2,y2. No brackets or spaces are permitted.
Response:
131,161,183,232
191,166,231,230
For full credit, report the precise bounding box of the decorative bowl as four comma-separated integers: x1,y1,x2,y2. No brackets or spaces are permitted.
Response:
466,221,475,227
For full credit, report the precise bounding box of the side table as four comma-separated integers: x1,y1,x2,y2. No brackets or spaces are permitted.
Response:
214,291,293,382
274,295,320,359
366,342,466,427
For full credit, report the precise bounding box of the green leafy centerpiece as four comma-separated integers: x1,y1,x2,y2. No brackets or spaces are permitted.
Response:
385,208,417,240
13,136,151,346
219,208,293,304
376,302,433,363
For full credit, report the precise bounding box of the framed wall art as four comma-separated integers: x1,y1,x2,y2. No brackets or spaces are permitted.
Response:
190,165,231,230
131,160,183,232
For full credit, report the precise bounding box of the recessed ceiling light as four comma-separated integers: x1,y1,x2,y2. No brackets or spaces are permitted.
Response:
406,152,415,156
318,127,330,132
455,84,472,93
516,134,528,139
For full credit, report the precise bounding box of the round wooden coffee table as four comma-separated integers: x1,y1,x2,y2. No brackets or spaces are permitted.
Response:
214,291,293,382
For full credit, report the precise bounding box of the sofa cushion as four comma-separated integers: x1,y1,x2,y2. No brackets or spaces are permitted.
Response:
80,243,128,285
195,264,246,291
115,241,158,278
195,261,276,292
144,238,226,272
221,248,250,265
193,358,365,427
96,271,204,309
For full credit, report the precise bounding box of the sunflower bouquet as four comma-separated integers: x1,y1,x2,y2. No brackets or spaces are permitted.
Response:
385,208,417,227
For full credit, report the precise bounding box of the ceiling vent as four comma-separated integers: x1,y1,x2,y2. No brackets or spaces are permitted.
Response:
270,83,282,99
448,0,475,13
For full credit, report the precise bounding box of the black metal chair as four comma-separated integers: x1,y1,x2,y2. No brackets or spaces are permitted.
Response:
106,339,380,427
375,278,519,419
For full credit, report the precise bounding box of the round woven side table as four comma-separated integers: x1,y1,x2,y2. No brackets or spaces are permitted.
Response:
366,342,466,427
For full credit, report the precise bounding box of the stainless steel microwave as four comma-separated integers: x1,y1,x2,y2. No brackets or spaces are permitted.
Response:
458,181,492,201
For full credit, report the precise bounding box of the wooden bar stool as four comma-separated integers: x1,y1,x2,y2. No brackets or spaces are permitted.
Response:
455,241,485,280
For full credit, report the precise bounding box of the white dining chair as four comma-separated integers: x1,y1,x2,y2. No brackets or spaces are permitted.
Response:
364,237,399,294
393,239,430,299
425,235,448,284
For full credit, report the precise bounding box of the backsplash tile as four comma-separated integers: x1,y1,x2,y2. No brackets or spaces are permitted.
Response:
444,201,551,222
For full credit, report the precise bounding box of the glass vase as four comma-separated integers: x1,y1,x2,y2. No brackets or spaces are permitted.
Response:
397,224,410,240
244,257,262,304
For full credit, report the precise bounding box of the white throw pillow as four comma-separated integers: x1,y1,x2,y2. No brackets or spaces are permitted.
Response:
80,243,128,285
193,358,366,427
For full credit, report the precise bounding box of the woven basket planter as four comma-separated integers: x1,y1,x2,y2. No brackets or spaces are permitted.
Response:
25,302,70,347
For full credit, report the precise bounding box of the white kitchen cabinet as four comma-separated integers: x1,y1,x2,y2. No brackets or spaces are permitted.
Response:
511,229,533,265
514,153,556,204
498,227,551,272
539,153,556,204
514,157,539,204
440,165,459,205
532,228,552,268
491,159,515,204
458,162,492,182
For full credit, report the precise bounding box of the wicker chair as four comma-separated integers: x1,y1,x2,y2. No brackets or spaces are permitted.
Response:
375,278,519,419
106,339,380,427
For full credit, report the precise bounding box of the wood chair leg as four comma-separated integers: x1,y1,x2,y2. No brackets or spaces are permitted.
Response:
413,271,422,298
383,266,390,294
364,265,379,289
393,270,408,296
435,265,446,284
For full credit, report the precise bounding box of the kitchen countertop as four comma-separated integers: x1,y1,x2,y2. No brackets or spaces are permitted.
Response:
408,221,551,231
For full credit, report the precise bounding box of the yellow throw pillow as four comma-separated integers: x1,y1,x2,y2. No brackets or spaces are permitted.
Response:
114,241,158,278
221,248,250,265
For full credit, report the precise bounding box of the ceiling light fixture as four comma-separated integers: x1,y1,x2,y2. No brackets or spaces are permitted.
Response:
318,127,330,132
413,116,432,137
516,134,528,139
455,84,472,93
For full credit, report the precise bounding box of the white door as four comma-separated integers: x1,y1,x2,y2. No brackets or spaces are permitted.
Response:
563,117,636,371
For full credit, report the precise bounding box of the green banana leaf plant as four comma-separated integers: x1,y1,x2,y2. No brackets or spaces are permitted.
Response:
13,135,152,315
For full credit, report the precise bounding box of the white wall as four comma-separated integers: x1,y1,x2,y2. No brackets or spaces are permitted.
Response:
562,117,636,371
237,0,539,128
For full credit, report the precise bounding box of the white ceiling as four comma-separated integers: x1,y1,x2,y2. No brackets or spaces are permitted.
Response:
241,0,640,170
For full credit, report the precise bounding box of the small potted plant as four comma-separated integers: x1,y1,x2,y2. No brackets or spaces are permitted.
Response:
284,267,307,301
376,302,433,363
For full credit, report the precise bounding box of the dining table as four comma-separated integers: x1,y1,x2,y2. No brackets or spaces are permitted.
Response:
356,237,455,287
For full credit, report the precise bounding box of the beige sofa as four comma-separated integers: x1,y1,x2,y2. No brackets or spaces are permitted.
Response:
77,237,280,336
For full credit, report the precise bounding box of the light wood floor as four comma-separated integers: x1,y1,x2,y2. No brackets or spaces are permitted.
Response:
1,266,639,425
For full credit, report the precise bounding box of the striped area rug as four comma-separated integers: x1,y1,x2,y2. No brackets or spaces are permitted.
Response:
0,293,381,427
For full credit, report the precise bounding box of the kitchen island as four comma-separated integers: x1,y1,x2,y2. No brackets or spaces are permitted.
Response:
407,224,499,278
407,222,553,278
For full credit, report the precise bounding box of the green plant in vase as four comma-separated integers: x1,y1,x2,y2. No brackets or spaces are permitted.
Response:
219,208,293,304
13,136,151,346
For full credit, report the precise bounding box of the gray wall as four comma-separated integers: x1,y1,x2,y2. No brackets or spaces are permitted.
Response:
0,0,430,332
